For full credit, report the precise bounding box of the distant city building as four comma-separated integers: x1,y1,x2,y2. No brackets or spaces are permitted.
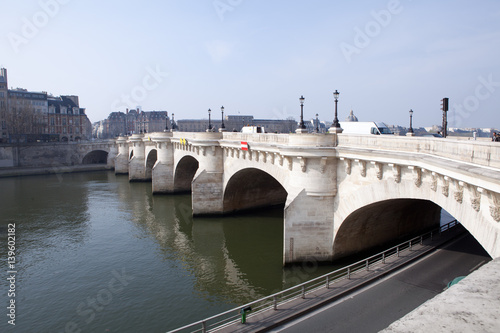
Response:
0,68,91,143
93,109,169,139
47,95,92,142
176,115,296,133
0,68,10,141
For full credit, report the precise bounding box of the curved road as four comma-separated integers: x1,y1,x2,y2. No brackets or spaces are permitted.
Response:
271,233,491,333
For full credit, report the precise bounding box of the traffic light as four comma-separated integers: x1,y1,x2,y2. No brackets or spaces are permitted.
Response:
441,97,449,112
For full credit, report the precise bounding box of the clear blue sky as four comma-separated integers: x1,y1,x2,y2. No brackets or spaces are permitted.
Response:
1,0,499,128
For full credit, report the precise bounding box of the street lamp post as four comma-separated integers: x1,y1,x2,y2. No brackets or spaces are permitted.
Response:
207,108,212,131
296,95,308,133
171,113,177,131
333,90,340,127
221,106,225,129
328,90,343,133
315,113,319,133
407,109,415,136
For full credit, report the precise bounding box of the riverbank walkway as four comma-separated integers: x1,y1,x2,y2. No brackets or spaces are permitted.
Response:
170,223,466,333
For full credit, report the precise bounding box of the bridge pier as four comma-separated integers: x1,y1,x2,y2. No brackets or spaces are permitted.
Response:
192,170,224,215
115,136,129,174
282,151,338,265
190,133,224,216
151,132,175,193
128,134,148,181
107,144,118,169
284,191,335,264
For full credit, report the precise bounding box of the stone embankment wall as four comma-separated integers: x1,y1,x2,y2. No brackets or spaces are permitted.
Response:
0,141,116,176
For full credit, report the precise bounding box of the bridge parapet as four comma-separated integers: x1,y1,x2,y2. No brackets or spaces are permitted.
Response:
222,132,290,145
337,134,500,169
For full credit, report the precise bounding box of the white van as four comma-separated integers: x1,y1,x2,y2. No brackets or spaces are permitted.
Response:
339,122,393,135
241,126,265,134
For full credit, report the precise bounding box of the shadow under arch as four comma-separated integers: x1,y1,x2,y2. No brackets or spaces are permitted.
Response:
223,168,287,214
174,156,199,193
145,149,157,180
82,150,108,164
332,199,441,260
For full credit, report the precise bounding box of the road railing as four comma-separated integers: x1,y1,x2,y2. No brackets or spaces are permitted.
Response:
167,220,460,333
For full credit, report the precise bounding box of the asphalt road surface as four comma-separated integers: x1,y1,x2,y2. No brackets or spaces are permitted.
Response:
271,233,491,333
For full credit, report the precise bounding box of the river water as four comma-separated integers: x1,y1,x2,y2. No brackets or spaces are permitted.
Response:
1,171,351,333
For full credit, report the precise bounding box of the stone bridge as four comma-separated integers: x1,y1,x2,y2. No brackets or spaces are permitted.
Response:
0,140,117,168
114,132,500,265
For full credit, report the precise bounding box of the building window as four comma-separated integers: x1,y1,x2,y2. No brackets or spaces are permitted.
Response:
62,118,66,126
50,117,55,125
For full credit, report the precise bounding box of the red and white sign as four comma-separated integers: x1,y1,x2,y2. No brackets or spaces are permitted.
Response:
241,141,248,151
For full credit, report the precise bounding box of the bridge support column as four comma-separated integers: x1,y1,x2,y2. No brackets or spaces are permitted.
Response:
192,170,224,215
152,133,174,193
128,134,147,181
284,190,335,265
115,136,129,174
190,133,224,215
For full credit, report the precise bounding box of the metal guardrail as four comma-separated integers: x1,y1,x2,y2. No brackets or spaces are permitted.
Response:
168,220,460,333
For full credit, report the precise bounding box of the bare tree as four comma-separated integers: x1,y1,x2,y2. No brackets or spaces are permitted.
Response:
5,100,43,142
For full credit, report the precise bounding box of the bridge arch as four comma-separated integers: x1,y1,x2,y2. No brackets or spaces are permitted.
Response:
333,198,441,259
223,168,287,214
335,170,497,260
82,150,108,164
145,149,157,180
174,155,199,193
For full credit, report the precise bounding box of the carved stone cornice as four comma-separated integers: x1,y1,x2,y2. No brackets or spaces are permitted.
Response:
268,152,275,165
371,161,383,180
486,190,500,222
297,157,307,172
355,159,367,177
388,163,401,183
408,166,422,188
260,151,267,163
440,176,450,197
340,158,352,175
468,185,482,212
452,180,464,204
431,172,438,192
